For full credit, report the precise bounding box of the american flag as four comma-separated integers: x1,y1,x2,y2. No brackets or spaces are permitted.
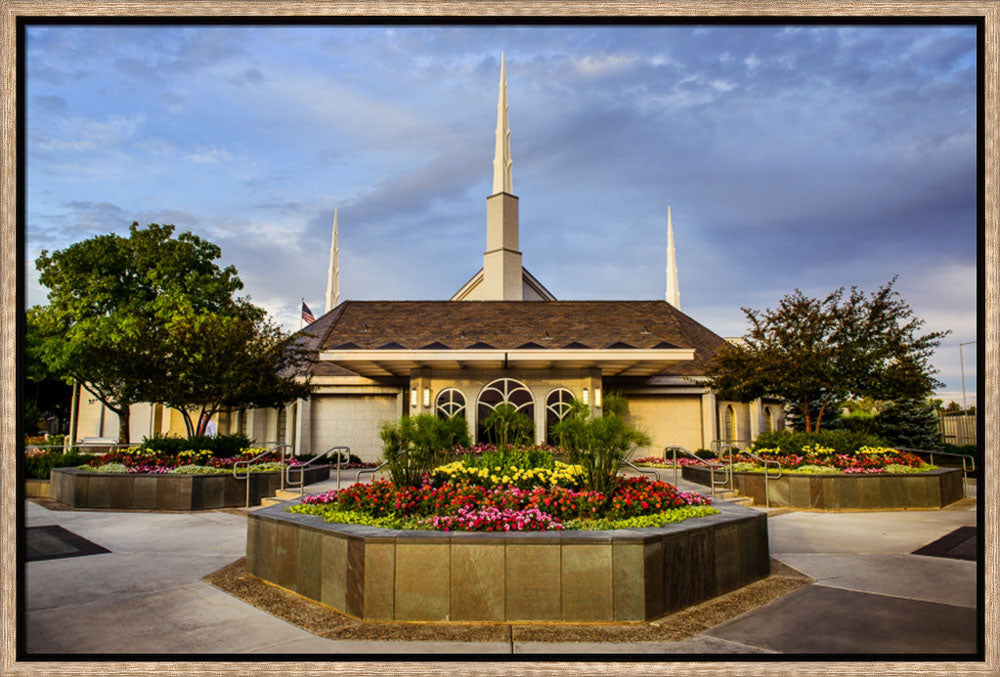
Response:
301,301,315,324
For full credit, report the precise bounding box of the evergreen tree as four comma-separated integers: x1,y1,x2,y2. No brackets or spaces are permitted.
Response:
874,399,941,450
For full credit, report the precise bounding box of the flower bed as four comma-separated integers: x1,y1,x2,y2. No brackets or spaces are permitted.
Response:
290,443,718,533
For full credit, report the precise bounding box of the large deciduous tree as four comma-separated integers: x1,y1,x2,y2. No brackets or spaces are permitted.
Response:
151,298,313,437
706,278,947,432
32,222,310,443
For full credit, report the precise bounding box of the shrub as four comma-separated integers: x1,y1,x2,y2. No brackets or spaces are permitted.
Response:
753,428,887,456
24,449,93,480
694,449,717,460
480,403,533,446
140,432,252,458
380,414,470,487
551,393,651,497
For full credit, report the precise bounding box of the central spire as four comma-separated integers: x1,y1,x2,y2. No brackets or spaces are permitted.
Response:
492,51,513,195
325,206,340,313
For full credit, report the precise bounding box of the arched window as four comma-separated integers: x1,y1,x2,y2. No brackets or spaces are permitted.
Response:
477,378,534,444
545,388,575,444
763,406,773,434
724,405,736,442
436,388,467,420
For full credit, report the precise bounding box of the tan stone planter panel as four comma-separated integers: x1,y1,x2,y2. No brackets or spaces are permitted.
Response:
682,466,964,509
50,466,331,510
246,500,769,623
25,479,51,498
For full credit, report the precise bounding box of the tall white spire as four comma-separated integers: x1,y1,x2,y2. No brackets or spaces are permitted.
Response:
492,51,513,195
665,205,681,310
325,206,340,313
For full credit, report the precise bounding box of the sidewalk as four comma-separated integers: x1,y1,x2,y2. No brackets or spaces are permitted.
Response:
22,478,978,656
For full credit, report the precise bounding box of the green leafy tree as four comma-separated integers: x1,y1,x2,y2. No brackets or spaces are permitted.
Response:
32,222,305,443
706,278,947,432
149,298,312,436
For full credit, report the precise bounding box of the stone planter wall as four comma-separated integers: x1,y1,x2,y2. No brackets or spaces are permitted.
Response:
246,500,769,623
50,466,331,510
682,466,964,509
25,479,51,498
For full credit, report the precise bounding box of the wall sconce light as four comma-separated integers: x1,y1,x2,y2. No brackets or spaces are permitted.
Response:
410,387,417,408
582,387,590,405
423,388,431,408
595,388,602,407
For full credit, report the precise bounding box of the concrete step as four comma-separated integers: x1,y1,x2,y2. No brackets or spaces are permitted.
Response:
258,497,285,507
273,488,302,500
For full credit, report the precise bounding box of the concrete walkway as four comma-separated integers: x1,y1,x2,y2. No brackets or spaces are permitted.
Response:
23,477,978,656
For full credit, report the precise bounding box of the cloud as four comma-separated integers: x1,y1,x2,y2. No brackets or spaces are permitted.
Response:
184,144,234,164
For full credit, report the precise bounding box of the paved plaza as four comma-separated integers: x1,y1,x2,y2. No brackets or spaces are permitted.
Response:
22,476,979,657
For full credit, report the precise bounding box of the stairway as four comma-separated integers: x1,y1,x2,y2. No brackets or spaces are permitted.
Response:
715,488,754,507
259,488,303,507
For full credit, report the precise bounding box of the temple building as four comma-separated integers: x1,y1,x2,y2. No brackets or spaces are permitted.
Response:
70,54,783,458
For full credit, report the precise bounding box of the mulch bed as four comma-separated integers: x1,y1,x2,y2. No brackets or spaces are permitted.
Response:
202,557,812,644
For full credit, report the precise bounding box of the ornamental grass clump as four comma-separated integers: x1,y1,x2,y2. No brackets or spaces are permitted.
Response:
550,393,651,498
380,414,470,487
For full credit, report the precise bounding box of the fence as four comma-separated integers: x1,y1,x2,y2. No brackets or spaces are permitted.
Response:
938,413,976,447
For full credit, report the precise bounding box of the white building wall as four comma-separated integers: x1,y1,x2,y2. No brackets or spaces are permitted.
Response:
311,394,400,462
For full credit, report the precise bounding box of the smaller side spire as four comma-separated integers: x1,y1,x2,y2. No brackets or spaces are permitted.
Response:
492,51,513,195
325,206,341,313
666,205,681,310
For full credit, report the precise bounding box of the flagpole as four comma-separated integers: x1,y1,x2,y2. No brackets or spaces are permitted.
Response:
300,297,304,330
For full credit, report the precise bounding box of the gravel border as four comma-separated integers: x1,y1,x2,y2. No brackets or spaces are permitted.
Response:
202,557,813,644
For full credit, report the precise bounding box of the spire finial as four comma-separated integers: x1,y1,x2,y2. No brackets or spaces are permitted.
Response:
666,205,681,310
492,51,513,195
325,206,341,313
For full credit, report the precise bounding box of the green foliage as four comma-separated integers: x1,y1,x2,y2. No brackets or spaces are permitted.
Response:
380,414,470,487
31,223,311,442
562,506,720,530
694,449,717,460
551,393,651,496
480,403,534,447
707,278,948,432
874,398,942,451
753,428,888,456
140,433,251,458
83,463,129,473
287,505,425,530
24,449,93,480
460,446,557,472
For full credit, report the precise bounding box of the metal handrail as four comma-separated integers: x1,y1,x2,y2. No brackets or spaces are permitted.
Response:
664,445,730,498
725,446,782,508
355,460,389,483
233,442,291,507
895,447,977,498
288,445,351,496
620,458,660,483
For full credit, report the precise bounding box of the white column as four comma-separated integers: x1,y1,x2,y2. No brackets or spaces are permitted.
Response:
294,397,312,455
749,399,761,442
701,391,717,451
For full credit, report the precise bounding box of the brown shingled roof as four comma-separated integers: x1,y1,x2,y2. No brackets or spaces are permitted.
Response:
315,301,727,376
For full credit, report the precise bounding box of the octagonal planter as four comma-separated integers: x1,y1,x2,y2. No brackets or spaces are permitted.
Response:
682,466,964,509
246,499,769,623
50,466,331,510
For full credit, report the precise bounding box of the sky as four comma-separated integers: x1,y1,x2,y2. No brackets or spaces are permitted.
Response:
23,23,979,405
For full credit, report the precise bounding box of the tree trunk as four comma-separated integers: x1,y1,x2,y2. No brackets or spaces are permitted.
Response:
815,398,831,432
173,408,195,438
802,395,813,433
117,407,130,444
